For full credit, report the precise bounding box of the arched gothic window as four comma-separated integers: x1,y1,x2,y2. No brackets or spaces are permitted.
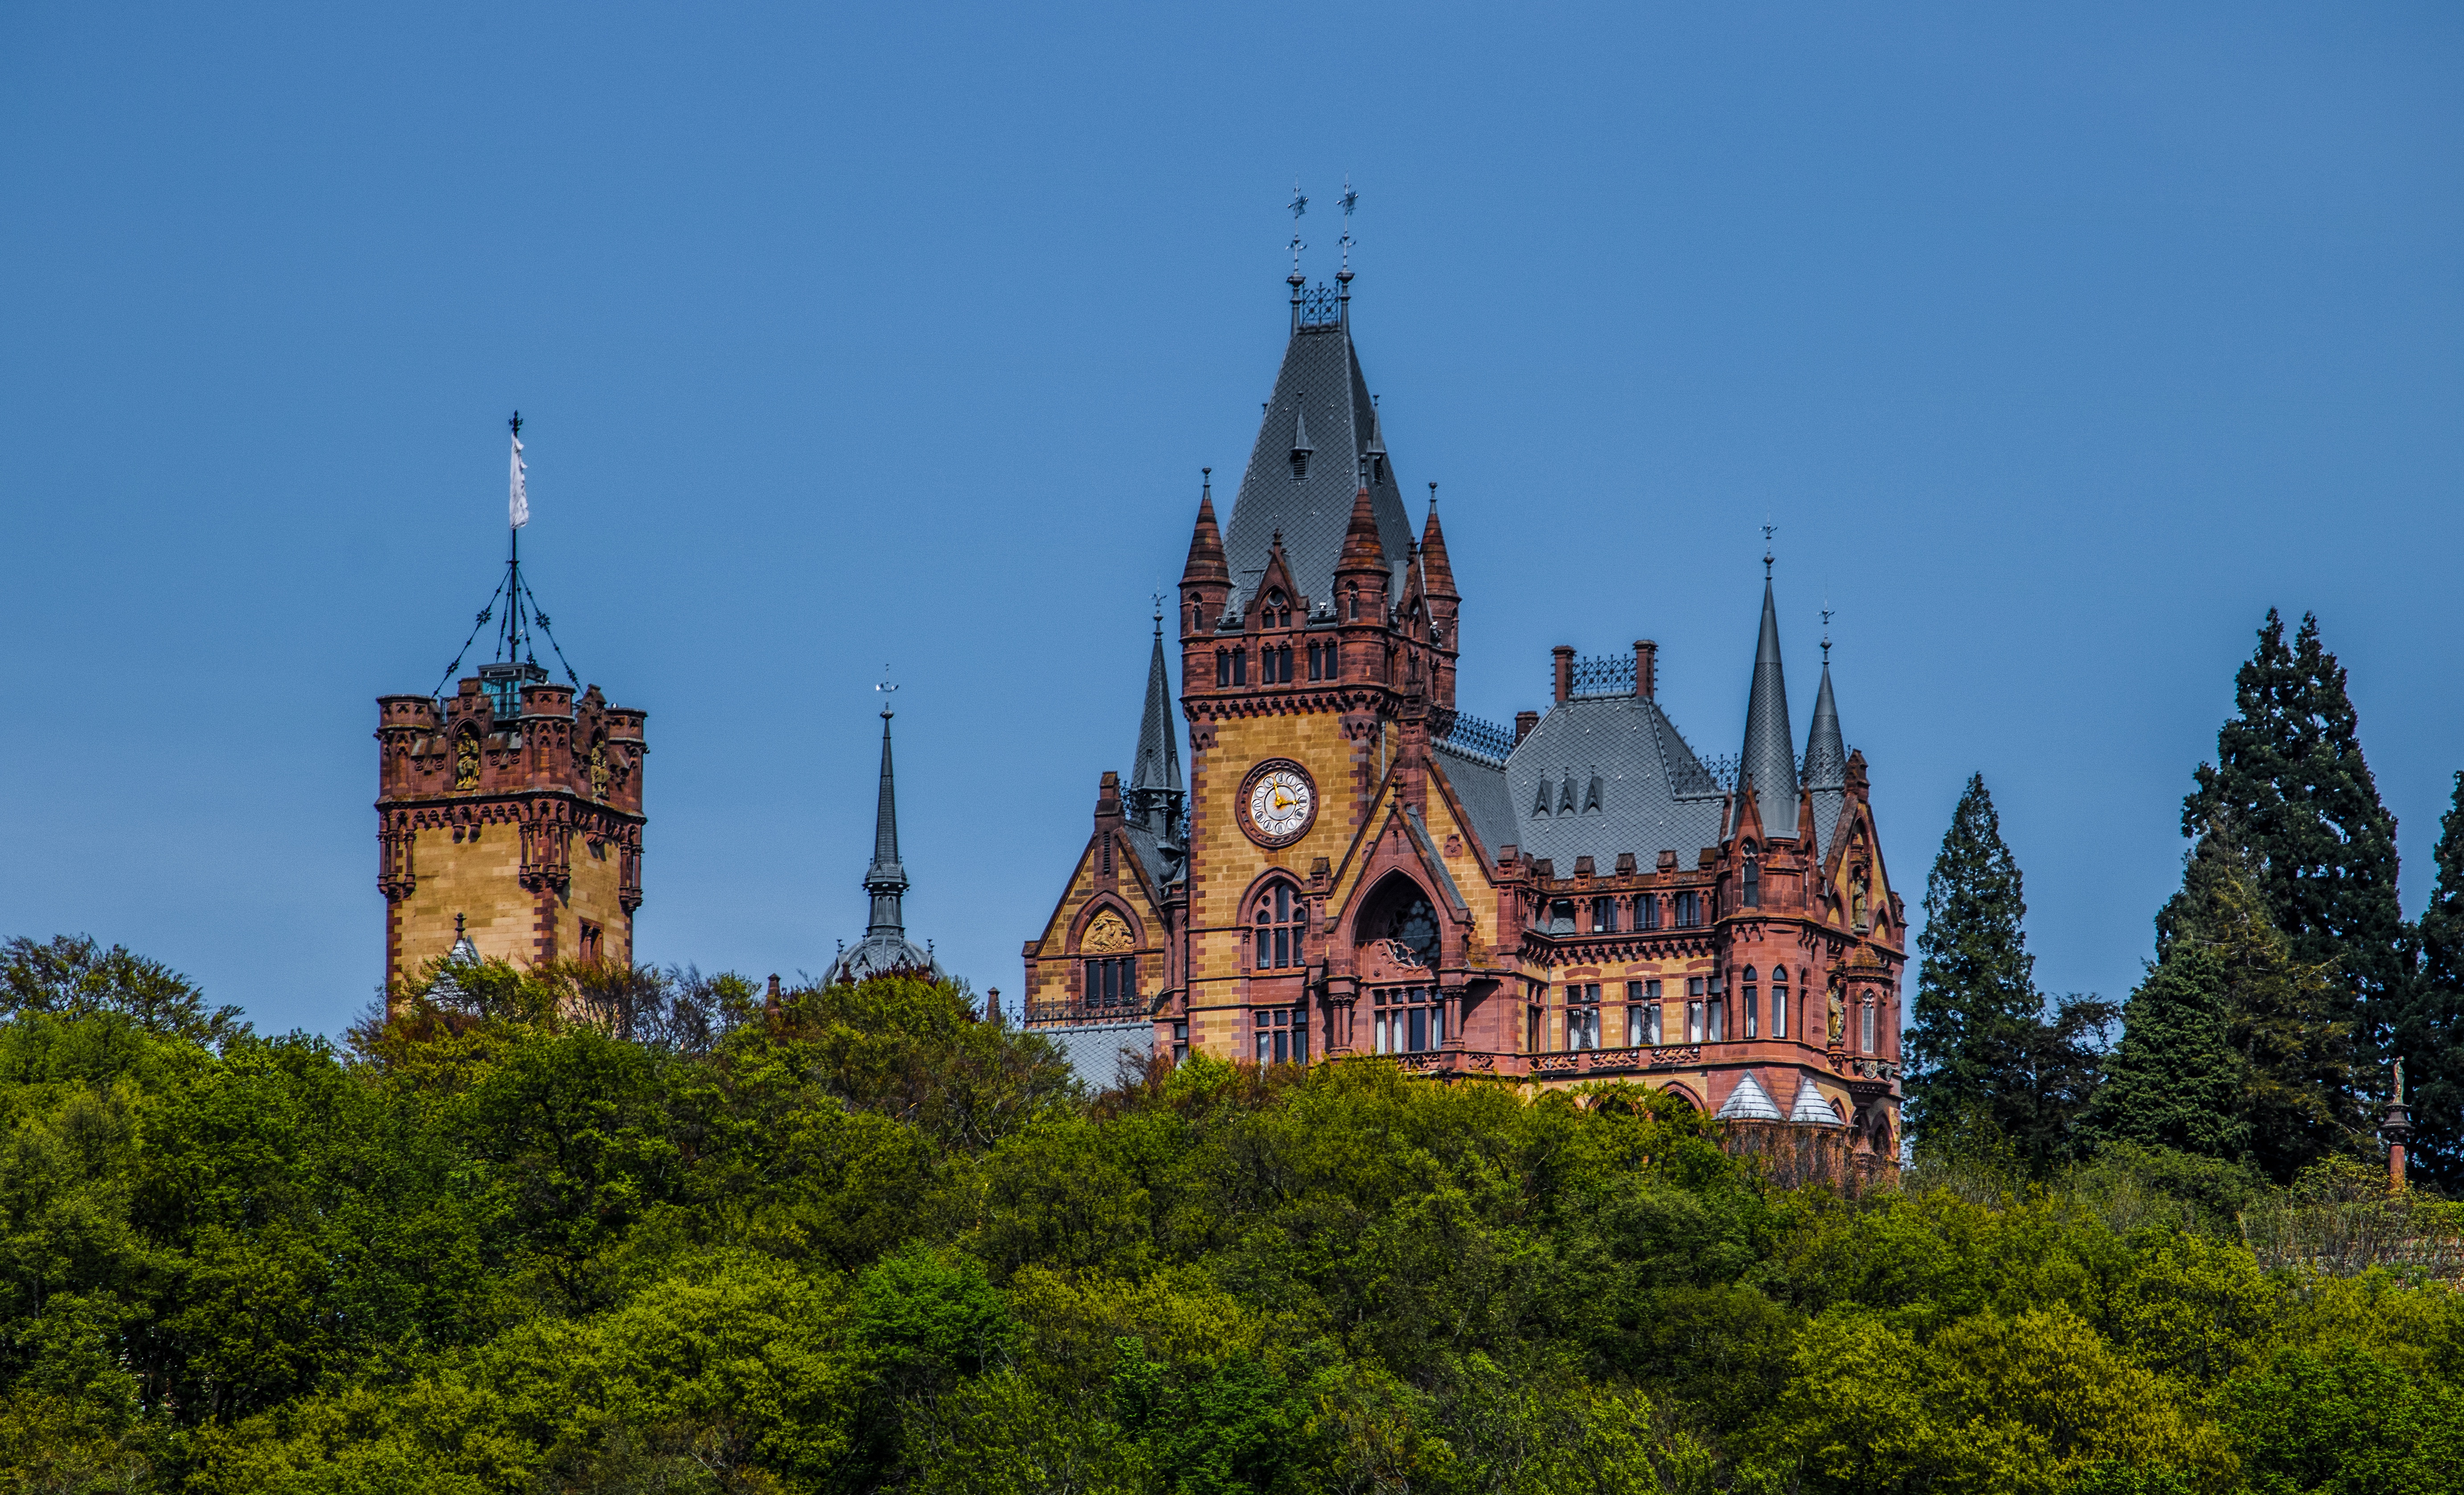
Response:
1254,882,1304,970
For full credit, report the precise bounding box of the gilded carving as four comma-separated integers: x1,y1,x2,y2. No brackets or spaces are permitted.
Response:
454,731,481,791
1082,911,1134,953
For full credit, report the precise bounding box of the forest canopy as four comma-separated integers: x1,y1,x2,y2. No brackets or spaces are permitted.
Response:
1,948,2460,1495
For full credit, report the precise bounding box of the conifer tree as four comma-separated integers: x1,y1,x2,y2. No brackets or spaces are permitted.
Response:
2176,611,2406,1069
2397,772,2464,1186
2081,945,2246,1162
2122,826,2356,1179
1908,776,2036,1146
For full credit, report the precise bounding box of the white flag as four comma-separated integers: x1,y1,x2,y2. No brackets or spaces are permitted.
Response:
508,431,529,529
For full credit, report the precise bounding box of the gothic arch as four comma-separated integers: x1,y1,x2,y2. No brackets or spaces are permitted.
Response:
1655,1081,1703,1112
1354,871,1440,969
1069,894,1144,954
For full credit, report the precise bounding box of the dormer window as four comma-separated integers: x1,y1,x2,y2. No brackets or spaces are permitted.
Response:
1290,402,1312,480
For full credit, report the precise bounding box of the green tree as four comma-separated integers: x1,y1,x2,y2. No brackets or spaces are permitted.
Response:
0,935,249,1049
1905,776,2108,1171
2174,828,2356,1179
2177,610,2407,1072
2080,948,2247,1164
2396,771,2464,1187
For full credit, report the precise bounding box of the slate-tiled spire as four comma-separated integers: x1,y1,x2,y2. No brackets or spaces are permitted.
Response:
1734,577,1799,841
826,701,942,985
1803,653,1846,792
863,708,908,937
1127,614,1183,840
1219,285,1413,616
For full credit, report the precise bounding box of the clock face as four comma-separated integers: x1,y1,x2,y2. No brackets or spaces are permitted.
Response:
1239,760,1317,846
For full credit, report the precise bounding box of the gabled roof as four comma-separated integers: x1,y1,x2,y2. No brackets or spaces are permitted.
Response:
1220,313,1412,616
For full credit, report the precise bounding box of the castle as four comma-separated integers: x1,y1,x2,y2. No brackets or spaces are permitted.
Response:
1019,268,1907,1149
370,269,1905,1155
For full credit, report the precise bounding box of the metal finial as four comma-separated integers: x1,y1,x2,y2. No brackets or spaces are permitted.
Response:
1201,465,1211,500
509,411,522,438
1288,180,1308,278
1821,603,1834,661
876,664,899,719
1427,480,1438,511
1761,520,1777,578
1152,587,1165,631
1338,177,1357,281
455,912,466,936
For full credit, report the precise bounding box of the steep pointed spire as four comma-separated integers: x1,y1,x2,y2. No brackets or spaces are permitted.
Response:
825,686,942,986
1734,577,1798,841
1416,484,1457,600
1128,612,1184,839
863,705,908,936
1804,654,1846,792
1181,470,1229,587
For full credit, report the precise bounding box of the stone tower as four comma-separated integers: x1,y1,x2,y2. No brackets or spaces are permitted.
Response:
374,422,647,1003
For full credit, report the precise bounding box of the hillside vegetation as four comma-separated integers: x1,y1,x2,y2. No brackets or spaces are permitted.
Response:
1,948,2459,1495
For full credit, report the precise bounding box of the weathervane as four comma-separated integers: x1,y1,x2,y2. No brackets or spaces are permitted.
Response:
1152,587,1165,632
876,665,899,720
1288,180,1308,277
1338,177,1358,280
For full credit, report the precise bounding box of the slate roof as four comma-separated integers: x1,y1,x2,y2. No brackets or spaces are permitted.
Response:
1789,1076,1843,1125
1498,694,1730,871
1716,1072,1786,1121
1038,1019,1156,1091
1219,311,1414,617
1433,740,1519,858
1802,658,1848,865
1733,579,1799,842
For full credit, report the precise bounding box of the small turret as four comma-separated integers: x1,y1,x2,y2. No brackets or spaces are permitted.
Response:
1179,469,1230,636
1733,575,1799,844
1127,611,1185,845
825,692,941,985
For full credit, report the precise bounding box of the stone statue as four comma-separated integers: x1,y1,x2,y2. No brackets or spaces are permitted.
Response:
1827,987,1845,1043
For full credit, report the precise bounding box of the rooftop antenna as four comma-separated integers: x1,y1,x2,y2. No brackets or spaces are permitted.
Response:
876,664,899,720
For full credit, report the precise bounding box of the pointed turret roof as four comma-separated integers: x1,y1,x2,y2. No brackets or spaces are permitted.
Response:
1733,578,1798,842
1417,488,1457,601
1180,475,1229,587
1219,297,1412,615
1129,618,1182,823
1789,1076,1843,1125
1804,657,1845,791
826,705,941,985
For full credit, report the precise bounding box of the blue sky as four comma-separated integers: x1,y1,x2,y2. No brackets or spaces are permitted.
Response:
2,3,2458,1035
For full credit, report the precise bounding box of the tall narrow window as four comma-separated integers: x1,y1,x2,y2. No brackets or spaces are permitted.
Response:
1277,647,1293,682
1771,969,1789,1039
1232,650,1247,685
1639,893,1659,930
1216,650,1230,687
1308,642,1323,680
1254,883,1303,970
1742,965,1759,1039
1085,956,1137,1011
1743,858,1760,908
1591,897,1616,933
1861,999,1876,1054
1687,977,1706,1043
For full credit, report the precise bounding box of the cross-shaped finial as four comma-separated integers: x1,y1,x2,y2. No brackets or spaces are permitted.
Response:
509,411,522,438
875,664,899,718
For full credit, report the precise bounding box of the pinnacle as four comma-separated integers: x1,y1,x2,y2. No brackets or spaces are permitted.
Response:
1417,495,1457,600
1181,484,1229,586
1337,486,1384,571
